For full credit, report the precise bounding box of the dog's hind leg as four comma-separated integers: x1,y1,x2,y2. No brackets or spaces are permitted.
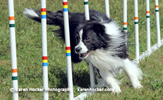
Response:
99,69,121,93
122,58,143,89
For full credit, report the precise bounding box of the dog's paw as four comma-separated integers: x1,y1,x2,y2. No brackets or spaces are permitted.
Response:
135,84,143,89
111,87,121,94
133,83,143,89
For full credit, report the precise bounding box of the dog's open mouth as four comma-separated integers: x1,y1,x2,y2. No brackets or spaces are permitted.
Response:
79,51,91,59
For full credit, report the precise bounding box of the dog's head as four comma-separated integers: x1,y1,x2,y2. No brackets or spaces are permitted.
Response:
74,22,110,59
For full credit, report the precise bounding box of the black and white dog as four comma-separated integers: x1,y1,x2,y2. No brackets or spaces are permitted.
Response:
23,8,143,93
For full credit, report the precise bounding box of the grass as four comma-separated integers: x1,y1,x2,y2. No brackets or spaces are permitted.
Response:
0,0,163,100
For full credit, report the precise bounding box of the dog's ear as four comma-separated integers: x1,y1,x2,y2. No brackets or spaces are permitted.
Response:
92,23,105,36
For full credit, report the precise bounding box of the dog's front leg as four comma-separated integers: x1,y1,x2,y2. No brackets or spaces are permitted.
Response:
99,69,121,93
122,58,143,89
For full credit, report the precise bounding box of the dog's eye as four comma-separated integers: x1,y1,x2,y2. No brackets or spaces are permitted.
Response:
84,38,90,43
75,34,79,39
76,34,79,37
75,34,80,43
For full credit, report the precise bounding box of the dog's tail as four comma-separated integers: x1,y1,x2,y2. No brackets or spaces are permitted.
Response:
23,8,64,26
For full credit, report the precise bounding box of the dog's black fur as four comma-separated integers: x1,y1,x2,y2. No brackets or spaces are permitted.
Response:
23,9,116,63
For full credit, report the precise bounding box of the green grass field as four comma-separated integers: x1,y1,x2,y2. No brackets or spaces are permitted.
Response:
0,0,163,100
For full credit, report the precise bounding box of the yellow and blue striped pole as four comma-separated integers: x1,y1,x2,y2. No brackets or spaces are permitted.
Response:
63,0,74,100
8,0,19,99
41,0,49,99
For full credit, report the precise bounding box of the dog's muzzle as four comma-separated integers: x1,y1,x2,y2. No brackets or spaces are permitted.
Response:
75,47,82,54
75,47,90,59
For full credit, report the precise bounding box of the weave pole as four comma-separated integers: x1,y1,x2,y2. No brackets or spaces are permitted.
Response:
8,0,19,100
123,0,128,48
83,0,95,88
41,0,49,99
105,0,110,18
84,0,90,20
63,0,74,100
155,0,161,46
146,0,151,53
134,0,139,63
123,0,127,32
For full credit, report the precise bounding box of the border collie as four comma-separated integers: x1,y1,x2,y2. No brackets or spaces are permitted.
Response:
23,8,143,93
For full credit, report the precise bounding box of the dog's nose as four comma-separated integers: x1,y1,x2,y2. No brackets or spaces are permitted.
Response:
75,47,82,53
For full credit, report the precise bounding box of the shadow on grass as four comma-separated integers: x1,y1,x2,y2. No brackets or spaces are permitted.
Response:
49,65,90,88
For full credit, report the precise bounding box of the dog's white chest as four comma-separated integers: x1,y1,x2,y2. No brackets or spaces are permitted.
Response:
86,49,123,72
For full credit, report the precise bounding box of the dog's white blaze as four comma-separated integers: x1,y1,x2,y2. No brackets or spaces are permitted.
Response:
23,8,39,18
75,29,88,54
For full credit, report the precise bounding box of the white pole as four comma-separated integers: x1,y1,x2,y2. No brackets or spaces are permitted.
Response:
89,63,95,88
123,0,128,47
83,0,95,88
63,0,74,100
84,0,90,20
123,0,127,32
134,0,139,63
146,0,151,53
41,0,49,99
105,0,110,18
155,0,161,46
8,0,19,100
